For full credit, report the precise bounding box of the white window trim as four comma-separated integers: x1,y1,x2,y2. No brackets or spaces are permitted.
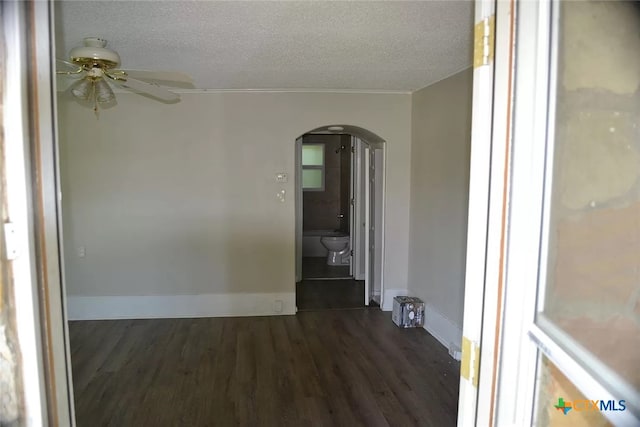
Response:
302,143,325,192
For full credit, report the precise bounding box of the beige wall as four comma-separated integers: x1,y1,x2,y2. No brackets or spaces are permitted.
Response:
58,91,411,297
408,68,473,330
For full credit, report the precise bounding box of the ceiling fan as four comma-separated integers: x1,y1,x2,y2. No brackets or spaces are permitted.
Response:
57,37,194,115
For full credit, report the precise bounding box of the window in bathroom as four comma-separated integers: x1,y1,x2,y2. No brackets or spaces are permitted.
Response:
302,144,325,191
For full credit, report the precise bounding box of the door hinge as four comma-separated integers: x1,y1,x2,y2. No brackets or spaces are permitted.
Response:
474,14,495,68
350,249,353,256
461,337,480,388
351,146,355,154
4,223,19,260
350,198,354,206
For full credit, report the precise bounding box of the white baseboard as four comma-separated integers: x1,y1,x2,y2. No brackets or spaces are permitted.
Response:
381,288,408,311
67,292,296,320
422,304,463,360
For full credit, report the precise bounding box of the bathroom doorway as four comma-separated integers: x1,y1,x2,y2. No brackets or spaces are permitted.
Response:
294,126,385,311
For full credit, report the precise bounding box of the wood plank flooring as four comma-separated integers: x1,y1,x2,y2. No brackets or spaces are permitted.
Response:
296,279,365,310
70,310,460,426
302,257,351,280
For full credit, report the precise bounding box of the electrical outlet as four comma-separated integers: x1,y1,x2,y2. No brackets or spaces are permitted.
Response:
275,172,288,183
273,299,283,313
78,246,86,257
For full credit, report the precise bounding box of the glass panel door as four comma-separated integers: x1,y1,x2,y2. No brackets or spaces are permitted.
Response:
533,0,640,421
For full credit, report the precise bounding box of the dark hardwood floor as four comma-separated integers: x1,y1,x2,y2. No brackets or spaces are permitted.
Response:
296,279,365,310
70,310,460,426
302,257,351,280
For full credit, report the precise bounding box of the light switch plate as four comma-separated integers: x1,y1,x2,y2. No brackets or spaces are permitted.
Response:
275,172,288,183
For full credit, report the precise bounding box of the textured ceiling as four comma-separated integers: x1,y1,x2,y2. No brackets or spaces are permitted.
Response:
54,1,474,91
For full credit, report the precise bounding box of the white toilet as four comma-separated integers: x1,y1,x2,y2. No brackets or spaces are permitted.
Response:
320,233,350,266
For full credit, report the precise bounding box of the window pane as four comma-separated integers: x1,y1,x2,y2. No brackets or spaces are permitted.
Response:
534,355,612,427
1,106,24,426
302,169,323,190
302,144,324,166
538,0,640,392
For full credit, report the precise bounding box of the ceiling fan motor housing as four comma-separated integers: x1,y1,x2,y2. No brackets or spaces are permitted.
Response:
70,37,121,69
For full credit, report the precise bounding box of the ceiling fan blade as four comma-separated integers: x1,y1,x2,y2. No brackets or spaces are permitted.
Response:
110,76,180,103
116,70,194,88
56,58,83,73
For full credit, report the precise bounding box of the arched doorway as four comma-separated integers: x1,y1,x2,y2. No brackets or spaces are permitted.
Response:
295,125,386,311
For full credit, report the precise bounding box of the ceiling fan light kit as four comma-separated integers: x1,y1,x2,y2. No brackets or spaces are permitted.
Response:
95,79,115,103
57,37,194,117
69,79,92,101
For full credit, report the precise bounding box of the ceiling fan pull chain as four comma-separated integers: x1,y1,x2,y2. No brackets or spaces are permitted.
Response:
91,80,100,119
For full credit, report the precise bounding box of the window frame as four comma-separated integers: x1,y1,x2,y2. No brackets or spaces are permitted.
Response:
301,143,325,192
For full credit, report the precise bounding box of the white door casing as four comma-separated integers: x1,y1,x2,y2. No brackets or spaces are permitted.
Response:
3,1,75,424
349,137,355,277
457,0,503,425
295,137,303,283
373,148,384,304
363,145,371,306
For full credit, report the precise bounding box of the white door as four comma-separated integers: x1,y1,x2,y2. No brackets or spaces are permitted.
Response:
464,1,640,426
367,148,377,306
457,0,501,424
348,137,355,277
489,1,640,425
352,137,366,281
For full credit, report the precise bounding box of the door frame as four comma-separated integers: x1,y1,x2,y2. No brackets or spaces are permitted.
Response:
294,132,385,309
371,145,385,306
3,1,75,424
363,144,371,306
295,137,303,283
363,143,385,307
457,0,514,425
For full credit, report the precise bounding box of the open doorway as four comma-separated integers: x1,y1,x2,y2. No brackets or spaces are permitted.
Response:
294,125,385,311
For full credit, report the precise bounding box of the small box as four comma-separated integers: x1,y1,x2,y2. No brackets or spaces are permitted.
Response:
392,296,424,328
